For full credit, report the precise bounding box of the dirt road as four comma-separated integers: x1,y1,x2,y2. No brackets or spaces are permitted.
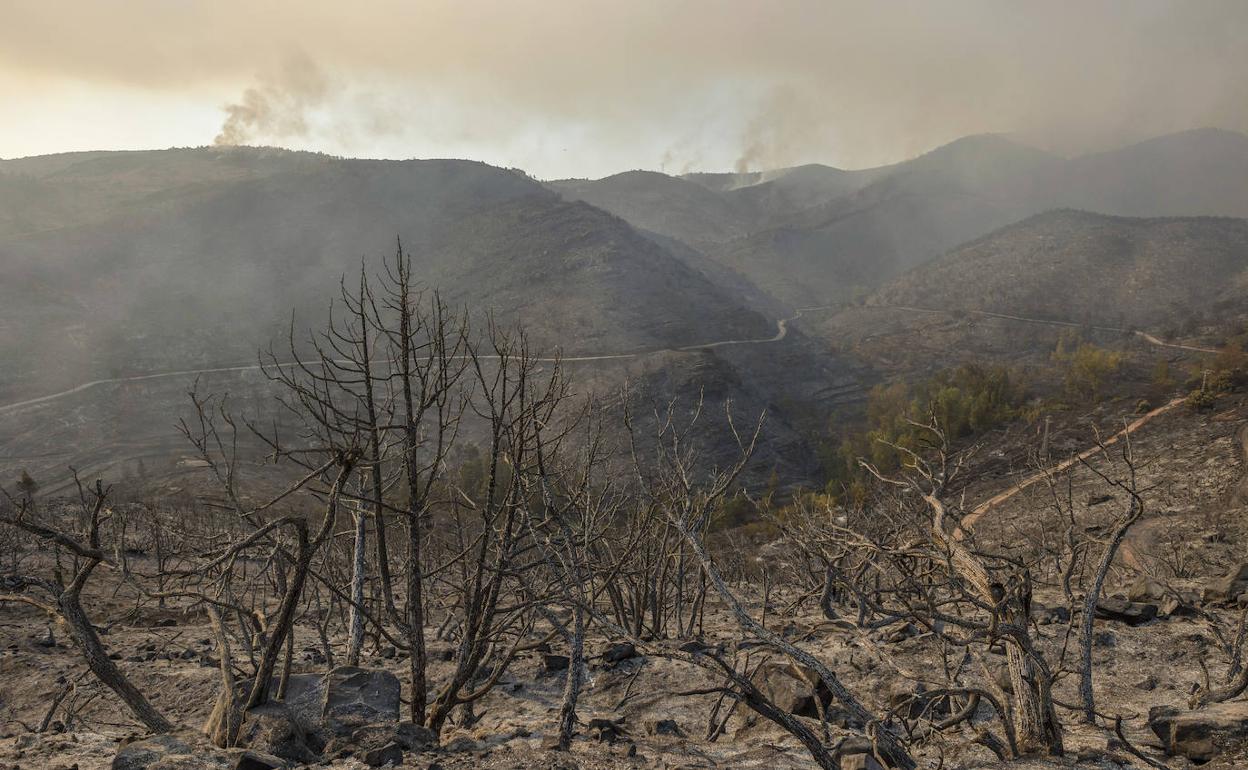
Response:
0,306,841,417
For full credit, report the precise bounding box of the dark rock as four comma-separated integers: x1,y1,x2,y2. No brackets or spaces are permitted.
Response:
1202,563,1248,604
586,717,627,744
541,654,570,674
394,721,438,751
1086,494,1114,507
361,741,404,767
751,662,859,726
645,719,681,736
1149,701,1248,762
112,732,267,770
1094,598,1158,626
238,703,319,765
1133,675,1158,691
379,646,396,659
1093,630,1117,647
266,674,324,739
882,622,919,644
232,752,286,770
677,639,714,654
1039,605,1071,625
321,666,401,735
601,642,638,664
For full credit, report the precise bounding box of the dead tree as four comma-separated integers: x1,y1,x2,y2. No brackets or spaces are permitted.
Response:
1074,429,1146,723
860,420,1064,757
0,476,174,733
625,396,917,770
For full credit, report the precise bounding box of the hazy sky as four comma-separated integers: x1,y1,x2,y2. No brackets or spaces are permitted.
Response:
2,1,1246,178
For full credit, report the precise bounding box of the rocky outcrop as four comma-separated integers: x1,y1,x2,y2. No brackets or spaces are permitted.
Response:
1148,701,1248,762
1202,563,1248,604
321,666,402,737
113,732,286,770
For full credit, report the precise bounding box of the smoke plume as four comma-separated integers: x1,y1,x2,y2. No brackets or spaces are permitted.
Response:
215,53,330,146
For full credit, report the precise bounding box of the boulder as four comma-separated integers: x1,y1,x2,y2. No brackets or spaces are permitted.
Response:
601,642,639,664
361,741,404,767
267,673,325,738
751,662,859,726
645,719,682,736
238,703,319,765
586,717,628,744
836,738,885,770
1094,598,1158,626
113,733,287,770
753,661,826,715
1149,701,1248,762
321,666,401,736
1203,563,1248,604
1127,577,1167,603
541,654,570,674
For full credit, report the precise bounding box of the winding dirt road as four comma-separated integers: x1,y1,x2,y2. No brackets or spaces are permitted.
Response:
881,304,1220,355
0,306,840,417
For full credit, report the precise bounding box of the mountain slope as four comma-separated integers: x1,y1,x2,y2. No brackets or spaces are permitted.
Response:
869,209,1248,329
555,130,1248,309
0,149,773,398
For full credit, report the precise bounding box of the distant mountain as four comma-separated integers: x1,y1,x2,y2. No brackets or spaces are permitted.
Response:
869,209,1248,330
0,147,856,491
552,129,1248,309
549,170,757,247
0,148,774,398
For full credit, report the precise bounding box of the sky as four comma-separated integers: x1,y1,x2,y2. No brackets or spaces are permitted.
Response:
2,0,1247,179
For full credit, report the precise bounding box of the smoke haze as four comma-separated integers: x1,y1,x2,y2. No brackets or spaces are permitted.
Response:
2,1,1248,177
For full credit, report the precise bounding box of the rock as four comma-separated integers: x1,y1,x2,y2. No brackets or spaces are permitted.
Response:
1149,701,1248,762
1086,494,1115,507
541,654,570,674
1159,594,1199,618
586,717,628,744
836,738,884,770
238,703,319,765
645,719,681,736
1094,598,1158,626
881,622,919,644
1127,577,1167,603
232,753,286,770
1039,605,1071,625
346,722,437,755
442,735,483,753
751,662,858,726
321,666,401,735
840,753,884,770
112,733,268,770
393,721,438,751
267,673,324,738
361,741,404,767
601,642,638,664
1133,675,1158,691
1203,563,1248,604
